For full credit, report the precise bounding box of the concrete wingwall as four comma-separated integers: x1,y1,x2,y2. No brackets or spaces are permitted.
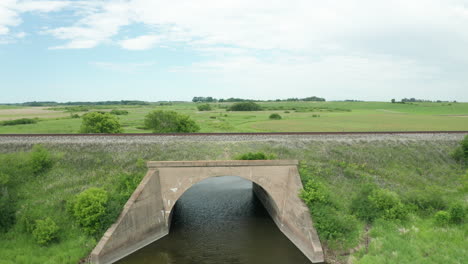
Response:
89,160,324,264
89,169,168,264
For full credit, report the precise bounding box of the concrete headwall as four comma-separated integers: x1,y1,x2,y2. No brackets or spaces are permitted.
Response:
89,169,168,264
90,160,324,264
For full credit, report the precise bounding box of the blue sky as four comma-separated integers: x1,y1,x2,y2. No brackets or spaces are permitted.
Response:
1,0,468,103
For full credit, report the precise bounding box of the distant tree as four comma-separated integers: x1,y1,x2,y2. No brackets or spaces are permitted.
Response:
79,112,123,133
144,110,200,133
391,99,396,103
192,97,215,103
228,102,262,111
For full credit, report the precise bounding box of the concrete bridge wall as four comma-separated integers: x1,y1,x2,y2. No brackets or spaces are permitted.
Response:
90,160,324,264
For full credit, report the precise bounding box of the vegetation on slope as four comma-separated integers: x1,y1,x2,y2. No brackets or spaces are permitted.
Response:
0,136,466,263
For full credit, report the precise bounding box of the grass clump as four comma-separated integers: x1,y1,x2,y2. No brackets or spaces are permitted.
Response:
269,113,282,120
1,118,38,126
68,188,109,236
32,217,59,245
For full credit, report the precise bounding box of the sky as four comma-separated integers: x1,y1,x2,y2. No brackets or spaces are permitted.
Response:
1,0,468,103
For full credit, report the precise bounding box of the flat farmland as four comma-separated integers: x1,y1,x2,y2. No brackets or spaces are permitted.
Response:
0,101,467,133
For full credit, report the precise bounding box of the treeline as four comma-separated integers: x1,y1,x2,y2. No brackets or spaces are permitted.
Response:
192,96,326,103
6,100,149,106
392,98,457,103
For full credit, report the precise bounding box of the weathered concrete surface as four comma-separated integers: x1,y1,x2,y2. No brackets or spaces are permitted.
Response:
90,160,324,264
89,169,167,264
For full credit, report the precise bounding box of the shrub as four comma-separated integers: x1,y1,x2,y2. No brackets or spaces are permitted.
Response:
269,113,282,120
312,205,359,244
227,102,262,111
32,217,59,245
30,144,53,174
434,211,450,226
69,188,109,235
197,104,212,111
79,112,123,133
1,118,37,126
300,179,329,205
351,185,407,222
235,152,276,160
448,203,466,224
0,195,15,233
110,109,129,115
368,189,407,220
70,113,80,118
452,135,468,163
404,190,447,213
144,110,200,133
284,111,290,113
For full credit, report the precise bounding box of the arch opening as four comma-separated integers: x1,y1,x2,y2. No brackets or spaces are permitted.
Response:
119,175,312,264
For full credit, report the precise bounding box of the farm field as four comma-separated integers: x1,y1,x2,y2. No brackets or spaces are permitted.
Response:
0,101,467,133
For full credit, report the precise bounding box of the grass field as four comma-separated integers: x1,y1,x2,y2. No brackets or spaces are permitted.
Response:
0,136,466,263
0,101,468,133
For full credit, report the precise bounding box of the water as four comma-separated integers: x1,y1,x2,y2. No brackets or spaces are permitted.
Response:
117,176,312,264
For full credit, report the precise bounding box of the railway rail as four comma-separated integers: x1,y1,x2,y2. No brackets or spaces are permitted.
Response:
0,131,467,137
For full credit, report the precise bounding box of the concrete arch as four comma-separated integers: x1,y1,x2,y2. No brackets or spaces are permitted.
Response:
165,175,281,229
90,160,324,264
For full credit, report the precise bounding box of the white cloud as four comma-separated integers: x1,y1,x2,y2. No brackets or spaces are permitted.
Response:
119,35,160,50
0,0,20,35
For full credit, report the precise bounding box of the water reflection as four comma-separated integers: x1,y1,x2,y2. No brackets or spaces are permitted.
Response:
117,176,311,264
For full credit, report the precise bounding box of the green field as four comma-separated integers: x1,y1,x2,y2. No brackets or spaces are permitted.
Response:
0,137,466,263
1,101,468,133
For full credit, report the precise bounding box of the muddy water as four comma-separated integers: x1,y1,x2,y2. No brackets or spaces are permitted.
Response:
117,176,311,264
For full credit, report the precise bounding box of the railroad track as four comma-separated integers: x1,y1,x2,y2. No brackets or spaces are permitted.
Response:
0,131,467,137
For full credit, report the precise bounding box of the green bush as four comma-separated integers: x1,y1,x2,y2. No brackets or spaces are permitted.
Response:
79,112,123,133
312,205,359,244
269,113,282,120
351,185,407,222
32,217,59,245
1,118,38,126
70,113,80,118
434,210,450,226
404,190,447,213
228,102,262,111
300,179,329,205
0,195,15,233
144,110,200,133
197,104,212,111
452,135,468,163
110,109,129,115
448,203,466,224
235,152,276,160
69,188,109,235
30,144,53,174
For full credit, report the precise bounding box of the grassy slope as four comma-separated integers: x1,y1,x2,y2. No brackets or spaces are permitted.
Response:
1,101,468,133
0,137,466,264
